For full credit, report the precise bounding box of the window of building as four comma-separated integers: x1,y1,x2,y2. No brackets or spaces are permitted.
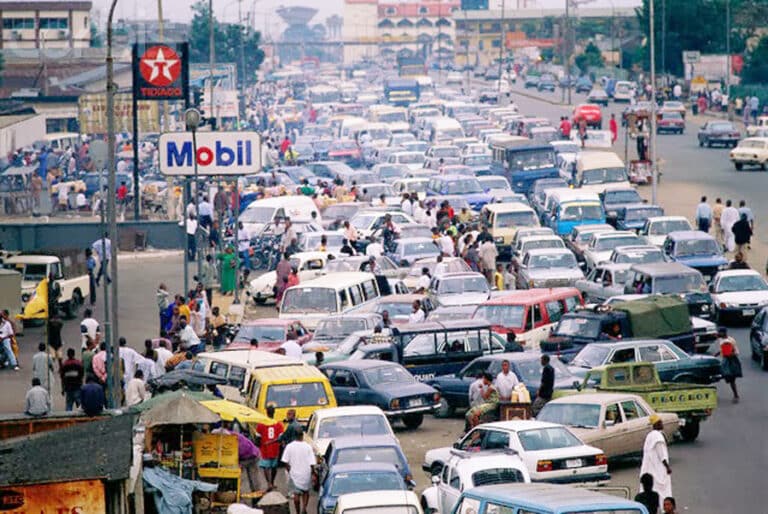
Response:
416,18,432,27
478,40,484,50
435,17,451,27
418,6,429,15
40,18,69,30
396,18,413,28
385,6,397,16
2,18,35,30
378,19,394,28
491,39,501,48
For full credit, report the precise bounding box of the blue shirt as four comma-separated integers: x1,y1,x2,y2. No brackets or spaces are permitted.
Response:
738,206,754,223
87,256,96,272
695,202,712,221
92,238,112,261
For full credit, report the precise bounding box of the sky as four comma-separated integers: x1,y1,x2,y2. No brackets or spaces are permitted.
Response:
92,0,641,39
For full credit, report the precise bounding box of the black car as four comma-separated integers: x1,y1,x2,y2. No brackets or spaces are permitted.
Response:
697,121,741,148
750,307,768,370
320,360,439,429
426,352,575,418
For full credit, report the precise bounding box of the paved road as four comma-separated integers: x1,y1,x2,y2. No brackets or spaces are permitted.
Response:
2,87,767,512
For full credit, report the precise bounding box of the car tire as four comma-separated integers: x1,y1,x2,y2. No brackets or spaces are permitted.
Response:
761,162,767,171
751,345,759,361
698,139,704,147
433,397,455,418
707,141,713,148
735,163,744,171
762,351,768,371
403,413,425,429
679,419,700,442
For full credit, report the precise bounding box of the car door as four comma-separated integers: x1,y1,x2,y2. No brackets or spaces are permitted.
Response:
587,268,605,300
619,399,651,454
327,369,360,406
638,343,677,381
607,347,637,364
440,465,462,514
599,401,629,457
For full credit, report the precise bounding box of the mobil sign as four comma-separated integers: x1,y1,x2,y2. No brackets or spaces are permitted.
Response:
159,132,261,176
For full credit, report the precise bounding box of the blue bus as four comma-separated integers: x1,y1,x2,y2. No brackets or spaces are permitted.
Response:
384,79,420,107
490,137,561,195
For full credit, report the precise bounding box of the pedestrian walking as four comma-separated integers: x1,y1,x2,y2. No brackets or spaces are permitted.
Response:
738,200,754,230
609,113,618,144
479,239,498,284
281,425,316,514
640,415,672,512
715,327,742,402
532,354,555,417
634,473,660,514
712,198,724,246
157,283,171,335
732,213,752,256
256,406,284,491
0,311,19,370
60,348,84,411
695,196,712,233
80,308,100,350
32,342,55,392
91,232,112,285
80,376,106,416
720,200,740,253
216,246,238,295
185,213,198,262
85,248,97,305
25,377,51,417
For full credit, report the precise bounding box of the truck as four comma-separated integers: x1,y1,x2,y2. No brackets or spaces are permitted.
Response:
557,362,717,441
384,79,420,107
541,295,696,361
3,251,90,319
397,55,426,78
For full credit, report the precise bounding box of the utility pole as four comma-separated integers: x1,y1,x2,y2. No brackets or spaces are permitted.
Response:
661,0,666,76
726,0,731,101
464,10,470,90
239,0,247,122
650,0,658,204
209,0,216,132
497,0,505,96
565,0,572,105
106,0,121,409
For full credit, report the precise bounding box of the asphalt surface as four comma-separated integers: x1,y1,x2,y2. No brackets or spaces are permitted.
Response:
2,85,767,513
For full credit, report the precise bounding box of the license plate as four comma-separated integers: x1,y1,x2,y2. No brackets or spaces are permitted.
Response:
565,459,582,469
410,398,423,407
743,309,755,316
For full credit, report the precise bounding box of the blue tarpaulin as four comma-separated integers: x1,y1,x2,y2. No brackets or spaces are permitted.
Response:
143,466,218,514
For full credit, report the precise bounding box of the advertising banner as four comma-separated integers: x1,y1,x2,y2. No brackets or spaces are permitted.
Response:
133,42,190,101
158,131,261,176
78,92,160,134
0,479,105,513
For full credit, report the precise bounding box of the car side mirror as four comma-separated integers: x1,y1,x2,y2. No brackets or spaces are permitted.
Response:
708,284,715,293
431,475,440,485
604,419,615,428
452,442,460,449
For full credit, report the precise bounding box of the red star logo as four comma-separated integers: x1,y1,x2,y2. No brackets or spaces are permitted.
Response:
139,45,181,87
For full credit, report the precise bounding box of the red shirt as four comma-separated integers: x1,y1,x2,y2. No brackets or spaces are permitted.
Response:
609,119,618,141
117,185,128,200
280,139,291,154
559,119,572,137
256,422,284,459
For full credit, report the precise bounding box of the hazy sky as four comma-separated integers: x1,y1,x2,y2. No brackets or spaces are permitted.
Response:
92,0,640,39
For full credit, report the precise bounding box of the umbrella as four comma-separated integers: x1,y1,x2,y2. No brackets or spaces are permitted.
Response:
200,400,276,425
139,393,221,427
129,389,217,413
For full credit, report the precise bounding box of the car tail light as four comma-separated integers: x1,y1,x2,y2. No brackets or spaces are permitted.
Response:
390,399,400,410
433,392,441,403
705,408,712,416
536,460,553,472
595,454,608,466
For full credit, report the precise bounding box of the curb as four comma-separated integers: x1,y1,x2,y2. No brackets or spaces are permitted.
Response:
117,249,183,261
512,87,573,107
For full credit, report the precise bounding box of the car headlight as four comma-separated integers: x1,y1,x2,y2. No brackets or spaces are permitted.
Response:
700,305,710,311
718,263,729,270
495,237,505,244
390,399,400,410
21,293,30,303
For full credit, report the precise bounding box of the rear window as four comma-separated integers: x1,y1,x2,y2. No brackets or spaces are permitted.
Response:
265,382,329,408
471,468,526,487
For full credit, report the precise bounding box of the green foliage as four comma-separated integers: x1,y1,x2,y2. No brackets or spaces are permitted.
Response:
189,0,265,85
521,21,538,39
742,35,768,84
575,42,604,73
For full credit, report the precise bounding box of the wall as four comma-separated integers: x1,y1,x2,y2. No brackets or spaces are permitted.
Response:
0,114,45,156
0,220,185,252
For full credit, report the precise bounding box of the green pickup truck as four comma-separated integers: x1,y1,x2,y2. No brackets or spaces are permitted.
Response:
555,362,717,441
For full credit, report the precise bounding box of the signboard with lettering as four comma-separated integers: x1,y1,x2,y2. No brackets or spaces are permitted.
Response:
0,479,105,513
158,131,261,176
132,42,190,101
78,92,160,134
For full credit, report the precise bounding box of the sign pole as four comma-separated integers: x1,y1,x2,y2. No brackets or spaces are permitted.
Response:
132,44,141,221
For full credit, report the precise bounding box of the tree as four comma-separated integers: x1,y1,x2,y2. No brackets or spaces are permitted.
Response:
575,42,604,73
90,22,103,48
189,1,264,87
742,35,768,84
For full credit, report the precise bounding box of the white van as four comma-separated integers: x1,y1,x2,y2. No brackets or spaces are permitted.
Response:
613,81,636,102
356,122,392,148
428,117,465,144
239,196,321,234
192,349,306,402
41,132,81,153
338,117,367,139
575,151,630,194
279,272,381,329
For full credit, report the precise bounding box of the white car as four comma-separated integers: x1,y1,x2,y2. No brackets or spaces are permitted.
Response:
639,215,693,247
306,405,395,457
582,231,647,271
428,272,491,307
348,210,418,239
422,420,609,484
446,72,464,85
421,449,530,514
247,251,328,304
517,248,585,289
711,269,768,323
335,491,423,514
403,257,471,290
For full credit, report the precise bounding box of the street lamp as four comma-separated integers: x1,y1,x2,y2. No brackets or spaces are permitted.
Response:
185,108,203,282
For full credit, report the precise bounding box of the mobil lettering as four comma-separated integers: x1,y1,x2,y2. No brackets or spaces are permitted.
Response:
166,139,253,168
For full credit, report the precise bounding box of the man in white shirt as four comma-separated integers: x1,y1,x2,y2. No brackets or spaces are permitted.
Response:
184,214,198,262
720,199,740,252
416,268,432,293
80,309,100,349
408,300,426,323
365,237,384,258
438,232,455,257
400,194,413,215
154,340,173,375
493,360,520,401
281,219,298,253
91,233,112,286
198,195,213,228
0,313,19,370
281,426,315,514
177,317,201,352
279,339,302,359
125,369,150,406
343,221,358,244
118,337,142,383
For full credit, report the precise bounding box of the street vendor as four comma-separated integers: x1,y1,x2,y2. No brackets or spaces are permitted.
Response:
493,360,520,402
465,372,499,431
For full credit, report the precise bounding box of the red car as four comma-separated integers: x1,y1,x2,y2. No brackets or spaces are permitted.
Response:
224,319,312,351
573,104,603,129
327,139,362,166
656,110,685,134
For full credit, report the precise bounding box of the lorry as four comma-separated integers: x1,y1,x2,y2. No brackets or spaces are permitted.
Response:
541,296,696,360
557,362,717,441
3,251,90,319
384,79,420,107
397,55,426,77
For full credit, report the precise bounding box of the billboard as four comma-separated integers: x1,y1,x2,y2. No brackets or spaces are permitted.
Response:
0,479,105,513
158,131,261,176
133,42,190,101
78,92,160,134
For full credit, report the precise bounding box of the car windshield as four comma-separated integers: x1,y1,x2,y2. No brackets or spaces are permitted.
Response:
465,155,492,166
20,263,47,282
594,236,644,251
364,184,395,197
674,238,720,256
529,253,578,268
517,427,582,451
739,140,766,149
655,274,707,293
379,112,407,123
234,325,286,343
315,318,367,339
444,179,484,195
351,214,378,230
496,211,537,228
439,277,490,294
471,468,526,487
521,239,564,252
479,177,508,190
718,274,768,292
648,219,691,235
281,287,337,313
537,403,602,429
605,191,642,204
571,344,611,368
625,208,664,221
397,153,425,164
710,122,734,131
553,143,580,154
576,230,609,243
561,204,604,221
368,128,391,140
509,150,556,171
662,112,683,120
330,472,403,496
614,250,663,265
317,415,391,439
363,365,415,385
376,302,413,316
474,305,525,328
335,447,403,468
379,166,406,179
402,241,440,256
582,168,628,185
265,382,328,408
239,206,275,223
345,508,419,514
555,317,602,337
433,147,460,158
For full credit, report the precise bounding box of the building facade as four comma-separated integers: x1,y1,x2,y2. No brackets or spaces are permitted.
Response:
0,0,93,49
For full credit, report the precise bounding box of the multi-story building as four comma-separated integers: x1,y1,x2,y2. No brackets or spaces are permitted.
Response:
0,0,93,49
